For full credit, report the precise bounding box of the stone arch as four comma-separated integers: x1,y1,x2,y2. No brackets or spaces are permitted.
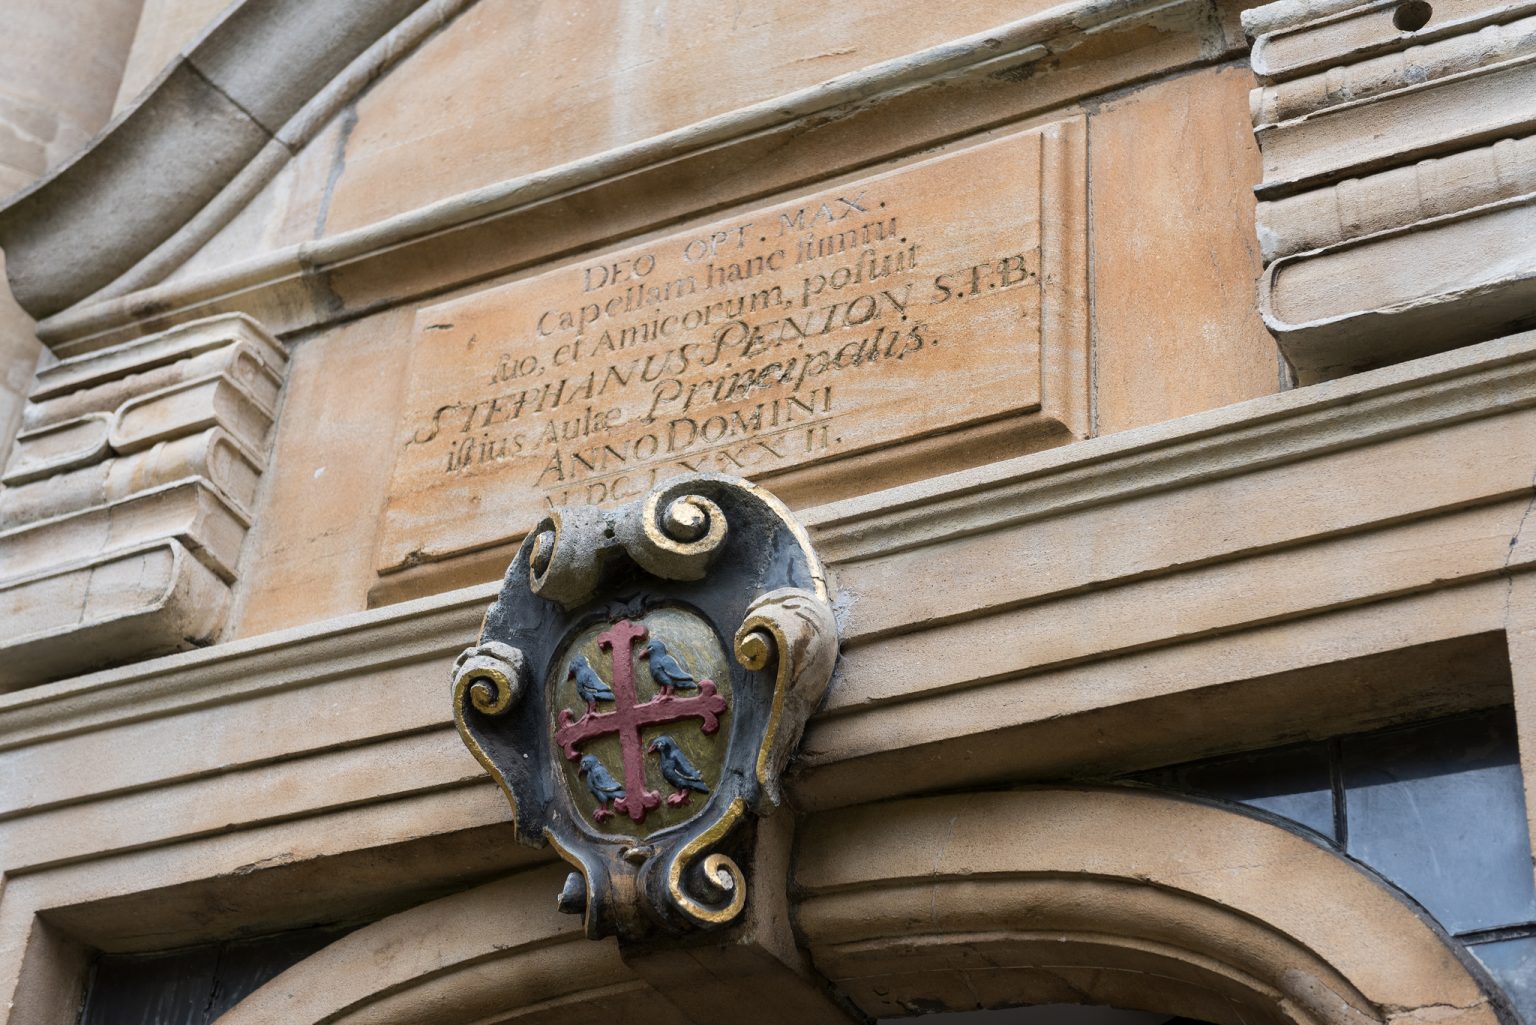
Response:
216,789,1511,1025
215,864,687,1025
793,787,1511,1025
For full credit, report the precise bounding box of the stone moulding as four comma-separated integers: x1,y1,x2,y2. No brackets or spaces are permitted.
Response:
0,540,232,689
0,313,287,691
1,330,1531,747
801,326,1536,560
0,0,461,320
1249,0,1536,81
1255,135,1536,263
1245,0,1536,380
798,789,1510,1025
23,0,1203,356
450,474,838,940
1259,189,1536,380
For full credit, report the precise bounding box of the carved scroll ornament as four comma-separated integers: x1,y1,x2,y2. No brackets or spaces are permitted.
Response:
450,474,837,940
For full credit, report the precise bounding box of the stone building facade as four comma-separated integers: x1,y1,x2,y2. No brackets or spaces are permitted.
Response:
0,0,1534,1022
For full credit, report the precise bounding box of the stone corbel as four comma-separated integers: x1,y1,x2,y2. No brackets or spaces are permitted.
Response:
0,313,287,689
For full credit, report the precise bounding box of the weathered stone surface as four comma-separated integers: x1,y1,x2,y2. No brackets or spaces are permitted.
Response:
1249,0,1515,81
1254,53,1536,198
184,0,424,136
0,1,444,320
23,0,1237,364
115,0,243,111
0,0,140,198
1252,13,1536,126
3,413,111,486
110,371,277,455
1089,67,1278,434
798,791,1500,1025
1246,0,1536,379
1261,195,1536,377
0,313,285,686
0,481,249,584
0,62,272,318
0,428,262,529
1255,134,1536,262
377,124,1088,575
31,313,285,401
318,0,1082,239
26,340,281,431
0,541,229,691
232,308,416,637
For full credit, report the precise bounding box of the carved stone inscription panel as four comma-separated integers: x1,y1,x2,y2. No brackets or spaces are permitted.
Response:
379,121,1086,574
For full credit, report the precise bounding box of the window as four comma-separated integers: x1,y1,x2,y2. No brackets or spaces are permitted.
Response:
1132,707,1536,1023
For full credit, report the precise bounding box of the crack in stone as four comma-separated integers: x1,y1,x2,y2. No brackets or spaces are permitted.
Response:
1383,997,1489,1020
1503,458,1536,627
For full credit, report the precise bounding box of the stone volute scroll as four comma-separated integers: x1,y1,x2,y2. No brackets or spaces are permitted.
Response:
450,474,837,941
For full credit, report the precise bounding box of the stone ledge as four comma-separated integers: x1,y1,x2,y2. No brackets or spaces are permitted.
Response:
25,0,1221,356
0,540,230,690
802,326,1536,560
2,330,1530,740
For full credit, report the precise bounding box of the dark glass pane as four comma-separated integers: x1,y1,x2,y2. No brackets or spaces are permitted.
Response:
207,927,345,1020
1469,935,1536,1024
1136,743,1335,839
79,925,346,1025
1342,708,1536,933
81,947,219,1025
874,1007,1197,1024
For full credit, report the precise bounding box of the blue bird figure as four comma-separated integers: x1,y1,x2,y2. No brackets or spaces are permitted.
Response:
568,654,615,712
643,640,700,696
648,734,710,807
578,754,624,822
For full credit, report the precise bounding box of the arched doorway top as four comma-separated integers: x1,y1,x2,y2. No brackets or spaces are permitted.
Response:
216,864,688,1025
795,787,1508,1025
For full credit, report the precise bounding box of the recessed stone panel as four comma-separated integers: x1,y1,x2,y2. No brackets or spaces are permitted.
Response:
378,122,1087,575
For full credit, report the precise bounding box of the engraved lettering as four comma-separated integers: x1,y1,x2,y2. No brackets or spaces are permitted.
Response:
385,130,1059,573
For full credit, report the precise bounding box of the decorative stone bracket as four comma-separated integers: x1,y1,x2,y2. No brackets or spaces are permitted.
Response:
0,313,286,689
1246,0,1536,381
450,474,838,942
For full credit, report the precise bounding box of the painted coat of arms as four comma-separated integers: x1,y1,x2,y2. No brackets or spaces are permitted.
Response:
450,474,838,940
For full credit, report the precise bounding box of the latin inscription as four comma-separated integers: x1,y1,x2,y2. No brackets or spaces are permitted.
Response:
380,129,1064,572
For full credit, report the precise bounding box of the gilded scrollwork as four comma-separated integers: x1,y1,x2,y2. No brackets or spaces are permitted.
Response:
454,473,836,942
450,640,533,831
662,798,749,927
527,506,610,607
451,640,529,716
615,479,728,581
734,588,839,808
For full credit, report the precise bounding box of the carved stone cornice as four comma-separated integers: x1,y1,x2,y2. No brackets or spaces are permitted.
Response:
0,314,289,689
22,0,1217,356
0,0,461,321
1245,0,1536,381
